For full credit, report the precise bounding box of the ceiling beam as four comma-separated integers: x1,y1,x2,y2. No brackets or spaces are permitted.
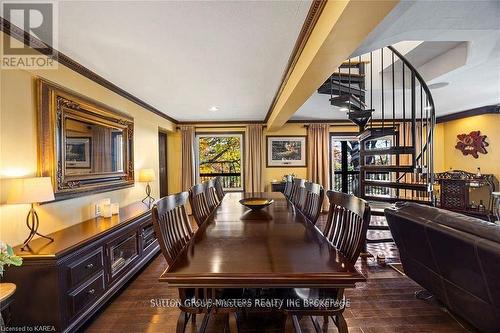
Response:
266,0,399,131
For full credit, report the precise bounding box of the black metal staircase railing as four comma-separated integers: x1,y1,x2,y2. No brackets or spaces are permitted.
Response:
319,45,436,252
319,45,436,206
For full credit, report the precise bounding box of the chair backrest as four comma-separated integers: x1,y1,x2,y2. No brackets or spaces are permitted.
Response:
301,182,325,224
152,192,194,266
322,191,371,264
290,178,306,206
214,176,225,202
283,175,294,198
189,183,211,226
205,178,220,211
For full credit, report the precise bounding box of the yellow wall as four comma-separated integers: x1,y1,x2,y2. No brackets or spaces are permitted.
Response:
263,124,308,191
438,114,500,180
0,32,175,246
177,117,498,194
171,123,358,192
434,123,445,173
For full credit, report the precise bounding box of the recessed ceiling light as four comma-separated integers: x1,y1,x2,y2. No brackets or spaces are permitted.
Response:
339,107,349,112
209,106,219,112
428,82,449,90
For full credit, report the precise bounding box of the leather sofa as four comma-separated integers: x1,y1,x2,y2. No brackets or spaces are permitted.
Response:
385,202,500,333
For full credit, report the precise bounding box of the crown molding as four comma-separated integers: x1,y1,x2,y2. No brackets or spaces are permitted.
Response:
436,105,500,124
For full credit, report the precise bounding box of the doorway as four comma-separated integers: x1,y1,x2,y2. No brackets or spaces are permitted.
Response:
158,131,168,198
330,136,360,195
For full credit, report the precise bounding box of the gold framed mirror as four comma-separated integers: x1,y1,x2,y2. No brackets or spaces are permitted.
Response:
37,79,134,201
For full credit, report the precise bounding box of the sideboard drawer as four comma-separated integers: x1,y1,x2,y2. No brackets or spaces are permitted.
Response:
68,272,105,317
67,248,104,288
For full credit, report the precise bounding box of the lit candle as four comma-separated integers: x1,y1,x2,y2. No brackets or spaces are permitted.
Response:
111,203,119,215
102,203,112,218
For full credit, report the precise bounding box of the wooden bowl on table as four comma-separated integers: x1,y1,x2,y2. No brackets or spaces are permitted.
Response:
239,198,274,211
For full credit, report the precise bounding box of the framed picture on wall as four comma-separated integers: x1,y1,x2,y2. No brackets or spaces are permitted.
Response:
66,137,91,168
266,136,307,167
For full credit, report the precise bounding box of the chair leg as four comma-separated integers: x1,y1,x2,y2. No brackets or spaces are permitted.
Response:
335,313,348,333
228,312,238,333
176,311,188,333
284,314,294,333
310,316,322,333
292,315,302,333
197,312,211,333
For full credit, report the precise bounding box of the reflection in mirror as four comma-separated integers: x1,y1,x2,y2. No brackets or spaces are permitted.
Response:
65,118,124,175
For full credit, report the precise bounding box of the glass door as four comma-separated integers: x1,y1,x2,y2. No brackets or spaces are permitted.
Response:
331,137,360,195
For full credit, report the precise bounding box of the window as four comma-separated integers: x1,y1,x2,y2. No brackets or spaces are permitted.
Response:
363,137,393,197
330,136,360,195
330,135,394,196
195,133,244,191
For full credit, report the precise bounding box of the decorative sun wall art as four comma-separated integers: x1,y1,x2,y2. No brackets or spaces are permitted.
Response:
455,131,488,159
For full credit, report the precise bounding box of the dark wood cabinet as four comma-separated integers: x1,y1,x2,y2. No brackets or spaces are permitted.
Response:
271,181,286,193
3,202,159,333
436,170,498,220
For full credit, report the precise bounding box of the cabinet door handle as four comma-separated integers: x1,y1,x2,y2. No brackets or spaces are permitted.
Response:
86,263,94,269
87,288,95,295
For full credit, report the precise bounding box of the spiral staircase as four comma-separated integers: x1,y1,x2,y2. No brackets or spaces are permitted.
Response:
319,46,436,248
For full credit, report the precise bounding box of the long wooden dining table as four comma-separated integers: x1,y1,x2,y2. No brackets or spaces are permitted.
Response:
160,192,365,289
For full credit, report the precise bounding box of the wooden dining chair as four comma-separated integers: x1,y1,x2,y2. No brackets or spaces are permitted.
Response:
214,176,225,202
152,192,201,333
289,178,305,207
300,182,324,224
205,178,220,211
153,192,240,333
189,183,211,226
322,191,371,264
283,190,371,333
283,175,294,198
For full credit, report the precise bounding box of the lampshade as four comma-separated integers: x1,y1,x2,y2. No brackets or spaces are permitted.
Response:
6,177,55,204
138,169,155,182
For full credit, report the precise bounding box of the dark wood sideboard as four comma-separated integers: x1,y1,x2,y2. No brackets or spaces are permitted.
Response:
3,202,159,332
435,170,498,220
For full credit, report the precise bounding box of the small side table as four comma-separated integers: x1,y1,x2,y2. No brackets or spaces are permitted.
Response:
271,181,286,193
492,192,500,224
0,283,16,328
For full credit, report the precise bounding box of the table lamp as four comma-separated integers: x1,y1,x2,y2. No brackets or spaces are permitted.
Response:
138,169,155,207
6,177,55,250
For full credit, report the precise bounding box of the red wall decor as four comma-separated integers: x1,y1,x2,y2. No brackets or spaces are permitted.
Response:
455,131,488,158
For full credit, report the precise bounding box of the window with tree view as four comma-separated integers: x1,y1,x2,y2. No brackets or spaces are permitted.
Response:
196,134,243,191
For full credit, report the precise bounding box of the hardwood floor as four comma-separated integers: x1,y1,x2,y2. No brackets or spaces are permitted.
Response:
83,215,471,333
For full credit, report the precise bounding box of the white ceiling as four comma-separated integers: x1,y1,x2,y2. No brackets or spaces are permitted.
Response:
46,1,311,121
293,0,500,120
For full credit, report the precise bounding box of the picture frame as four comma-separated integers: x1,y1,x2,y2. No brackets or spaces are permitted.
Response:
66,137,92,168
266,136,307,167
38,78,134,201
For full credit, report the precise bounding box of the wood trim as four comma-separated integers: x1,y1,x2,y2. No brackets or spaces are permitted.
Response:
263,0,327,123
436,105,500,124
177,120,264,125
0,17,178,124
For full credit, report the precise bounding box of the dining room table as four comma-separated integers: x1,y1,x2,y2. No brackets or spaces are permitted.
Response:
159,191,366,331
